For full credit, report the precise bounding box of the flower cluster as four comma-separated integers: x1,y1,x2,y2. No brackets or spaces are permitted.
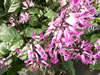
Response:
71,40,98,65
16,0,99,70
19,12,30,24
8,1,34,26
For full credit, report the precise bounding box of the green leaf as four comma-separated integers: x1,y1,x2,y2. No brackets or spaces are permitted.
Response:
4,0,21,13
63,60,76,75
28,15,40,27
0,42,10,55
10,40,24,51
0,0,5,17
90,60,100,70
46,0,49,3
29,8,38,15
0,27,20,42
22,27,43,37
0,23,8,32
90,33,100,43
45,8,56,18
7,57,25,75
0,0,4,8
96,18,100,22
0,8,6,17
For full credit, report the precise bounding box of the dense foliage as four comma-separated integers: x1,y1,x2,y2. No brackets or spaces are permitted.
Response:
0,0,100,75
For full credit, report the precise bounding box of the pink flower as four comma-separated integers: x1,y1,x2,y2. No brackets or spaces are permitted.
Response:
16,46,28,56
91,55,97,65
70,0,80,8
95,43,100,49
65,13,78,26
96,39,100,44
35,53,40,63
8,23,15,27
61,0,67,6
28,50,33,61
64,28,74,42
68,26,78,35
41,60,51,67
81,55,87,64
0,60,3,65
56,29,62,42
35,44,48,61
58,43,62,51
94,39,100,49
19,12,30,24
80,41,92,51
32,32,40,40
8,15,17,26
63,51,71,61
50,50,59,64
22,1,34,8
95,51,100,59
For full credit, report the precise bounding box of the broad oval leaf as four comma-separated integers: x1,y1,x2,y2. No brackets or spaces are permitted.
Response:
0,27,21,42
4,0,21,13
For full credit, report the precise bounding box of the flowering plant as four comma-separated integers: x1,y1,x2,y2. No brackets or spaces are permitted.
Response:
0,0,100,75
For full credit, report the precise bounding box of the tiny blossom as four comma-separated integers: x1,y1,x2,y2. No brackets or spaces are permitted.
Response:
94,39,100,49
96,39,100,44
8,14,18,27
16,46,28,56
0,60,4,68
19,12,30,24
35,44,48,61
94,39,100,60
70,0,80,8
0,60,6,69
22,1,34,8
61,0,67,6
50,50,59,64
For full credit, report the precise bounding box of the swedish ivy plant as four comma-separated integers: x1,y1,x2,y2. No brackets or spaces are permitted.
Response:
0,0,100,75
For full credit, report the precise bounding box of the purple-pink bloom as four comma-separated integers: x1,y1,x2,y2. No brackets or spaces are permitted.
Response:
28,50,33,61
70,0,80,8
35,44,48,61
19,12,30,24
41,60,51,67
50,50,59,64
94,39,100,49
35,53,40,63
81,54,88,64
61,0,67,6
22,1,34,8
56,29,62,42
96,39,100,44
8,15,17,27
16,46,28,56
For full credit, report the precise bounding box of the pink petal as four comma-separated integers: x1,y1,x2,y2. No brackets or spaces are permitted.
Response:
22,1,28,8
41,60,51,67
28,50,32,61
29,1,34,7
61,0,67,6
35,53,40,63
50,50,59,64
57,29,62,41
